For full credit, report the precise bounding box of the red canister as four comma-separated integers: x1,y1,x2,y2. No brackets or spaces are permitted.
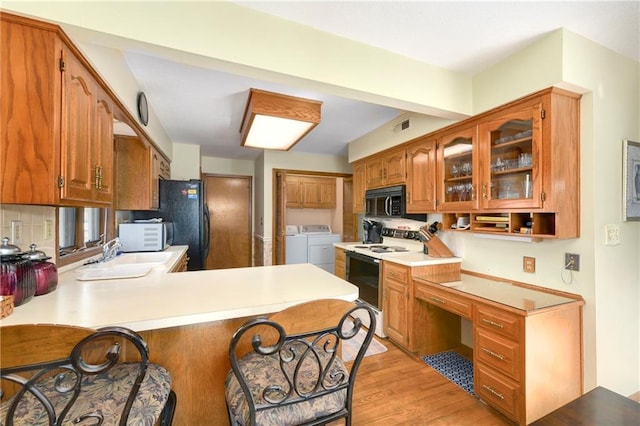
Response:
0,237,36,306
26,244,58,295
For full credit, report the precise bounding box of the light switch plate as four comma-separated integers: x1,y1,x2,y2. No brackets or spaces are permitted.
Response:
604,224,620,246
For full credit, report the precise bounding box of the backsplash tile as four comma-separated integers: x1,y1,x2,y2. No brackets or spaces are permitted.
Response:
0,204,57,258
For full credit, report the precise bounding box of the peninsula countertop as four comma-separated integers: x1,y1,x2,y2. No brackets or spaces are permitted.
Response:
0,246,358,331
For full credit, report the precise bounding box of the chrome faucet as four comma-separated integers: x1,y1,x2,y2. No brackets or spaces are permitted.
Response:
102,237,122,262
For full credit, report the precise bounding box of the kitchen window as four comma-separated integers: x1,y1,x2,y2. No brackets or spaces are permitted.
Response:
58,206,110,265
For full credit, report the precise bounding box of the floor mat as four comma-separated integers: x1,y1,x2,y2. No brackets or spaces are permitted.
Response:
341,328,387,362
422,351,477,398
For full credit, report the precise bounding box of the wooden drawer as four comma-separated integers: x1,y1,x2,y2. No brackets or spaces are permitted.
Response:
383,262,409,282
476,304,522,341
476,363,521,423
414,281,472,319
476,328,521,381
169,253,189,272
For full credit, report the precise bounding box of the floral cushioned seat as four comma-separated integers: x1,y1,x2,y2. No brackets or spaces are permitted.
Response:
1,363,172,426
225,342,348,426
225,301,376,426
1,326,176,426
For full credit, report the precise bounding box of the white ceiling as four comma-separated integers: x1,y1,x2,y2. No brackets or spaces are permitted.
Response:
115,1,639,160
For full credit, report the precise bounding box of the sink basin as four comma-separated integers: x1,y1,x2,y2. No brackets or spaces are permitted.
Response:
109,252,173,266
76,264,153,281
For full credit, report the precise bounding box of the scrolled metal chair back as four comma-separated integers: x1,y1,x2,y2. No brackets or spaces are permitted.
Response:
227,303,376,425
1,326,150,426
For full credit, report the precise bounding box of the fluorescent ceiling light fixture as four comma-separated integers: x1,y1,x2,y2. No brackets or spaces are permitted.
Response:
240,88,322,151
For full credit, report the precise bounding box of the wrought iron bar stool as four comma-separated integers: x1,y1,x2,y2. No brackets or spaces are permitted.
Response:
1,324,176,425
225,299,376,426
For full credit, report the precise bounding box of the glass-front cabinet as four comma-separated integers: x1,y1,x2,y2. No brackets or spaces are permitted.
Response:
437,126,478,211
478,104,543,210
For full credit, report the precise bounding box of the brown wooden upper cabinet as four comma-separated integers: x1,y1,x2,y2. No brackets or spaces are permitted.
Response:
60,45,114,205
115,135,171,210
365,147,406,189
352,87,581,239
406,136,437,213
286,175,336,209
1,13,114,206
436,125,479,212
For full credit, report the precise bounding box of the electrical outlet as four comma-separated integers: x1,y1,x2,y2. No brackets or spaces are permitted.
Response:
565,253,580,271
523,256,536,273
604,224,620,245
44,220,53,241
11,220,23,244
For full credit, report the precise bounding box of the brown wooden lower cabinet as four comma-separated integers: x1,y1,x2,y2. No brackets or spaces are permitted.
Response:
138,319,246,425
398,271,583,425
169,252,189,272
334,247,345,279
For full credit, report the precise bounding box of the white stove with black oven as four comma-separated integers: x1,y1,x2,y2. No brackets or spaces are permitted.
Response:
343,218,433,337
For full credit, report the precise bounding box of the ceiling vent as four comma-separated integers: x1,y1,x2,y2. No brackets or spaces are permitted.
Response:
392,119,411,133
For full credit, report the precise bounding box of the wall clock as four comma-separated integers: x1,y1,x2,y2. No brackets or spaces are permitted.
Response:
137,92,149,126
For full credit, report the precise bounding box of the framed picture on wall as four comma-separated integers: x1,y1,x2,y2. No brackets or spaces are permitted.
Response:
623,139,640,221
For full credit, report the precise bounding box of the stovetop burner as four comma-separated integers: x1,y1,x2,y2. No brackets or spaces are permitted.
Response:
356,245,410,253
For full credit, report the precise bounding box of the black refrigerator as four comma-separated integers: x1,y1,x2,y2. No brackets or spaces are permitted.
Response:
134,180,210,270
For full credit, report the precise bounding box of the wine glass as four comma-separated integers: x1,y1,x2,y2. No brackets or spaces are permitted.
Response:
461,161,471,176
451,163,459,178
446,185,455,201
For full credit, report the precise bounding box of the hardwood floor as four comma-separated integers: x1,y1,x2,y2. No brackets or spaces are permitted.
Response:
340,336,515,425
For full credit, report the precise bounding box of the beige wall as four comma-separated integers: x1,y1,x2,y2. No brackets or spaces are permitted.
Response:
170,143,200,180
349,112,456,161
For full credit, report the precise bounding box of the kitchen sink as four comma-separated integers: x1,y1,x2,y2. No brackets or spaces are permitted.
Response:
76,251,174,281
109,251,173,266
76,264,153,281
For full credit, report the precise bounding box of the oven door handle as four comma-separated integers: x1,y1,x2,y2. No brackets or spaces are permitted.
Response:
385,196,391,216
346,250,380,264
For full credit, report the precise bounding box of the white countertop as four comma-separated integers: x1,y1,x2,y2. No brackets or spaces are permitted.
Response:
0,246,358,331
335,241,462,267
413,273,582,312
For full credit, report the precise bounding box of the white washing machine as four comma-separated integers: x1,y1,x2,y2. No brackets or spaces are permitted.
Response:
285,225,308,265
300,225,342,273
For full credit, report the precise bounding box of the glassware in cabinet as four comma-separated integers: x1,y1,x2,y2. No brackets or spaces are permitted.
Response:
479,104,543,209
438,126,478,211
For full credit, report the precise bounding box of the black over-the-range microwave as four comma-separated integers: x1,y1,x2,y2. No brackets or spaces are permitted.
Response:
365,185,406,217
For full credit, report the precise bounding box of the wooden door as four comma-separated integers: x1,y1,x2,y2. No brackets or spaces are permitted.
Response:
352,161,366,214
285,175,303,208
93,92,113,204
342,178,355,242
274,171,286,265
204,174,252,269
406,137,437,212
61,46,95,203
365,157,384,188
383,148,406,185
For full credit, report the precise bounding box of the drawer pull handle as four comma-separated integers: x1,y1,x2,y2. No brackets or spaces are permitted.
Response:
482,347,505,361
430,296,446,304
482,385,505,400
482,318,504,329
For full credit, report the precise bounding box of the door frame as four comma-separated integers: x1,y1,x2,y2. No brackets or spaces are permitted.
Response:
271,169,352,265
